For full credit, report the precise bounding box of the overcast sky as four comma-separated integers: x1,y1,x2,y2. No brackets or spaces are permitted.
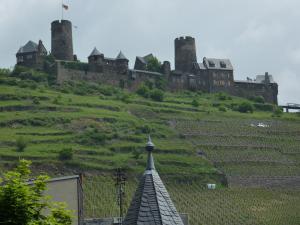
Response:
1,0,300,104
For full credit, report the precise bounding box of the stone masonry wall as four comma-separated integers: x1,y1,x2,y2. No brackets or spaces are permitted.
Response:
233,81,278,104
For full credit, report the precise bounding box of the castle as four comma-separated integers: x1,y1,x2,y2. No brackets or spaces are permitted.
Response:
16,19,278,104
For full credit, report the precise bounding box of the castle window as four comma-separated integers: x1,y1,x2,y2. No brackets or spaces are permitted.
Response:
220,61,226,68
26,54,33,59
208,60,215,67
17,56,24,62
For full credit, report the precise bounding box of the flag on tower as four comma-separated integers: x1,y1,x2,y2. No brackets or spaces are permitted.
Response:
62,4,69,10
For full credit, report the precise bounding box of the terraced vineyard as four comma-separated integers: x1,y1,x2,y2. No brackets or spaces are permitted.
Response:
84,176,300,225
0,69,299,224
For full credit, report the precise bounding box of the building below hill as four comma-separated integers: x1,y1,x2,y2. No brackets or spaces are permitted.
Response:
15,19,278,104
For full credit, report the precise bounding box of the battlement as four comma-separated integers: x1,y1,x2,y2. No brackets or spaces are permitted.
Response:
51,20,72,27
175,36,195,42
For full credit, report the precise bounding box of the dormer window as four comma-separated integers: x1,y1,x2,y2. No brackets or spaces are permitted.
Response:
220,61,226,68
208,60,215,67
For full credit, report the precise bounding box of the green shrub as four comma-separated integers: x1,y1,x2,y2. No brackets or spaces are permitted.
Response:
137,125,153,134
218,106,227,112
78,128,107,145
150,89,164,101
12,66,49,82
32,97,40,105
272,106,283,117
155,77,167,90
217,92,229,101
58,148,73,160
191,99,200,107
16,137,27,152
136,85,150,98
254,103,274,111
249,96,265,103
212,102,221,107
61,61,89,72
0,68,10,76
237,102,254,113
18,80,38,89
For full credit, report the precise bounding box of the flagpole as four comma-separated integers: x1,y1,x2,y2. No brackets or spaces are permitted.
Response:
61,0,63,20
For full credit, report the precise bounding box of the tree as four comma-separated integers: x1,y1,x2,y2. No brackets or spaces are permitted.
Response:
16,137,27,152
238,102,254,113
0,160,73,225
191,99,199,107
150,89,164,102
146,56,162,73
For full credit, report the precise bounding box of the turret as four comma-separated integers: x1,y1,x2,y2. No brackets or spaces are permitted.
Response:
175,36,197,73
162,61,171,77
115,51,129,74
51,20,73,61
88,47,104,72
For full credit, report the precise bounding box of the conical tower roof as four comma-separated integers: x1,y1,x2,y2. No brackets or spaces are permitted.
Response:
116,51,128,60
123,136,184,225
88,47,103,57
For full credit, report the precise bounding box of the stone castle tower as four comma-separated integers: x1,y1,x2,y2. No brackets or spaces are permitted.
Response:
175,36,197,73
51,20,73,61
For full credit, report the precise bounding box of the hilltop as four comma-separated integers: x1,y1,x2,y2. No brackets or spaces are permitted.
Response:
0,67,299,225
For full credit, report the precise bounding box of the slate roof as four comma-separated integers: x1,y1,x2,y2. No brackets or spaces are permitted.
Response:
203,57,233,70
123,137,184,225
136,54,154,64
17,40,47,55
116,51,128,60
89,47,103,57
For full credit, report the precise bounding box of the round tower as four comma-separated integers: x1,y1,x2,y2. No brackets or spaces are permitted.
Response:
51,20,73,61
175,36,197,73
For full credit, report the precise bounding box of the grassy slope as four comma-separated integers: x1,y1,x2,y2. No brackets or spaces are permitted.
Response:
0,71,300,225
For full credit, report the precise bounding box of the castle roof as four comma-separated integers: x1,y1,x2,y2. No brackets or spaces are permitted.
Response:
203,57,233,70
17,40,47,55
136,54,154,64
116,51,128,60
89,47,103,57
123,137,184,225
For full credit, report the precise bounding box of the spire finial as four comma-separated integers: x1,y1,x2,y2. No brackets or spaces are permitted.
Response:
146,136,155,170
146,135,154,152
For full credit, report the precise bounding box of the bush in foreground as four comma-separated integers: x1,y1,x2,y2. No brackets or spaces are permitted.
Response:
0,160,72,225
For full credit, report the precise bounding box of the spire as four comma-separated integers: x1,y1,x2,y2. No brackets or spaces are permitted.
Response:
89,47,102,57
123,137,184,225
116,51,128,60
146,135,155,170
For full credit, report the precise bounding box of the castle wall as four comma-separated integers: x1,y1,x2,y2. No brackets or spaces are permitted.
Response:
207,70,234,93
56,62,122,86
17,52,45,70
233,81,278,104
56,62,162,91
